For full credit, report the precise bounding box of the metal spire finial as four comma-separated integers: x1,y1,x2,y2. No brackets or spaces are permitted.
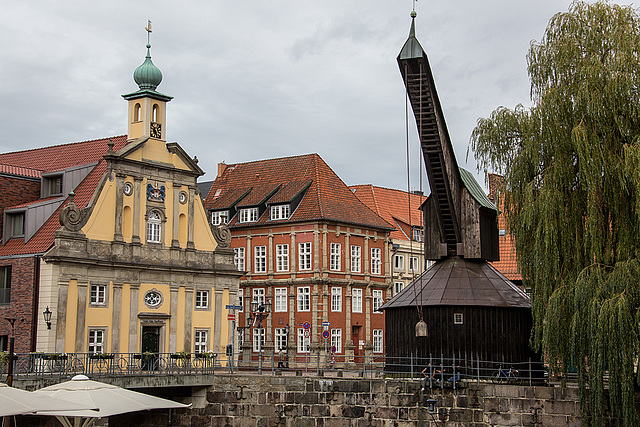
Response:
145,20,152,46
411,0,417,18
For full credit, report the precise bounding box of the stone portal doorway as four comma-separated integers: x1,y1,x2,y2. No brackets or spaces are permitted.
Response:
141,326,160,370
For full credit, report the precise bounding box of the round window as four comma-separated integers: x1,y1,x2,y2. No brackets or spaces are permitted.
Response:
143,290,163,308
123,182,133,196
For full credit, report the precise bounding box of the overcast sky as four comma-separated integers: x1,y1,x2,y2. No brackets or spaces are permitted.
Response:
1,1,634,192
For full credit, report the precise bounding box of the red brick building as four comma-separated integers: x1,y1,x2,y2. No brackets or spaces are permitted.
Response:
202,154,393,367
487,173,522,287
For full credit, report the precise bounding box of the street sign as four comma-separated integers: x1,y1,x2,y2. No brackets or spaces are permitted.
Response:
331,345,337,353
322,321,331,326
227,314,236,321
304,330,310,338
225,305,243,310
302,322,311,330
322,330,330,339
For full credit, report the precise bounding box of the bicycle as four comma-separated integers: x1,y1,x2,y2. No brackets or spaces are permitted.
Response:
492,365,519,384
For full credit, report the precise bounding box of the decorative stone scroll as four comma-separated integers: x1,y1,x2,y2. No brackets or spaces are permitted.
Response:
59,192,92,232
211,223,231,248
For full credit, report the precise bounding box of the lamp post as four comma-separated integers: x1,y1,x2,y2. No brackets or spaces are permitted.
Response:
250,298,271,374
4,317,19,386
43,306,52,330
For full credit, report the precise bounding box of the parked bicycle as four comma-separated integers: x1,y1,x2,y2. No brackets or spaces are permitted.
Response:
493,365,520,384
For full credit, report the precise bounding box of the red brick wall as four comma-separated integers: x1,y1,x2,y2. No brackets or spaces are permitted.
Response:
0,175,40,241
0,257,37,353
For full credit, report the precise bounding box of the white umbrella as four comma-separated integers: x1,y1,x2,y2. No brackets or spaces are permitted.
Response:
0,382,95,417
33,375,191,427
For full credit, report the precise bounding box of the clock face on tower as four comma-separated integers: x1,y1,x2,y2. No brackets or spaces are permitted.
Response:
150,122,162,139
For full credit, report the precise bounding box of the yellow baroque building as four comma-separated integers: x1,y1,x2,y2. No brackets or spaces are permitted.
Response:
34,41,241,357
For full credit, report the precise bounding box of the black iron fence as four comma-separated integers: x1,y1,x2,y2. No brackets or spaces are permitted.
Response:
0,350,549,388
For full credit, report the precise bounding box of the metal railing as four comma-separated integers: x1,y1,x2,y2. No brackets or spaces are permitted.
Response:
0,351,549,387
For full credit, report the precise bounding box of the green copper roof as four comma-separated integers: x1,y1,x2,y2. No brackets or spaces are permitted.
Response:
122,43,173,102
459,168,497,211
134,44,162,90
398,16,425,60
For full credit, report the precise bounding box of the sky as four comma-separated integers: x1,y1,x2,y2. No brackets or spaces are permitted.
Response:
0,1,635,193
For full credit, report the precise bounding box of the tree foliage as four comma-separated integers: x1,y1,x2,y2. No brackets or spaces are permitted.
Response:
470,1,640,424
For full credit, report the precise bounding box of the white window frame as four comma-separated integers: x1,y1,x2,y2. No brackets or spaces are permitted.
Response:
350,245,361,273
330,243,341,271
90,284,107,306
195,290,209,309
298,242,312,271
147,210,162,243
270,204,290,220
394,281,405,296
194,329,208,353
331,287,342,312
276,244,289,272
297,286,310,312
372,289,383,312
211,210,229,225
331,329,342,353
234,247,246,271
297,328,310,353
238,289,244,312
371,247,381,275
252,328,265,352
394,254,405,270
88,329,105,354
373,329,383,353
252,288,265,306
274,287,287,312
454,313,464,325
413,227,423,242
275,327,288,351
239,207,259,223
254,246,267,273
409,256,419,272
352,288,362,313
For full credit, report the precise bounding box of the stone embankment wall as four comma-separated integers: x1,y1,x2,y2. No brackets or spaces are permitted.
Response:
173,374,582,427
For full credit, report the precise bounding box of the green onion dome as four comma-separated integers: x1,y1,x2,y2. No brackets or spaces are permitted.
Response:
133,44,162,90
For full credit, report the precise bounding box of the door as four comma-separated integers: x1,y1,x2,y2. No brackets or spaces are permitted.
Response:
141,326,160,370
352,326,363,364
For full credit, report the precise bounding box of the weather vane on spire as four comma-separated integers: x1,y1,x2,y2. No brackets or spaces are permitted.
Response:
145,20,152,45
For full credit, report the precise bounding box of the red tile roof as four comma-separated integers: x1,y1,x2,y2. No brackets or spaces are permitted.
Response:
0,164,42,179
487,173,521,281
0,136,127,173
350,184,426,241
203,154,393,231
0,136,130,256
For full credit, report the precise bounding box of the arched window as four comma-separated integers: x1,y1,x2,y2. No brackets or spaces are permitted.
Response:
147,210,162,243
133,103,141,122
152,104,159,122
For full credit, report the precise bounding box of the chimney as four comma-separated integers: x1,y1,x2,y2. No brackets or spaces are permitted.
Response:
217,162,227,178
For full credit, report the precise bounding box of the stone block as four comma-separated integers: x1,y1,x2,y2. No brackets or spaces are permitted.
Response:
372,406,398,419
533,386,554,400
310,404,331,417
203,404,223,416
283,404,301,417
371,380,387,394
448,408,473,423
539,414,581,427
389,393,416,407
483,396,510,414
189,415,213,427
294,392,319,405
282,392,295,404
544,399,578,416
249,404,277,417
494,384,524,398
320,418,352,427
341,405,365,418
485,412,523,426
554,386,580,401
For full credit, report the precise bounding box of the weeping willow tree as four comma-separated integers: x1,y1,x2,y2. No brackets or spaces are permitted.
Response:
470,1,640,425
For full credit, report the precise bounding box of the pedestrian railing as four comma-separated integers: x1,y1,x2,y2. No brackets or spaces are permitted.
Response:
0,351,549,387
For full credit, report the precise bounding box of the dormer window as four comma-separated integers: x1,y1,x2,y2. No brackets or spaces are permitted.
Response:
412,227,423,242
42,174,63,198
270,204,290,221
211,210,229,225
239,207,258,223
6,212,24,238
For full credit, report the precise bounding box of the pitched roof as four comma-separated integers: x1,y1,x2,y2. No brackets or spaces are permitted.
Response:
382,256,530,309
204,154,394,231
350,184,425,241
0,136,128,174
0,136,129,256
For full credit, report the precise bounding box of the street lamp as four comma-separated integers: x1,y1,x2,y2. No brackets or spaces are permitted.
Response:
43,306,52,330
4,317,21,386
250,299,271,374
